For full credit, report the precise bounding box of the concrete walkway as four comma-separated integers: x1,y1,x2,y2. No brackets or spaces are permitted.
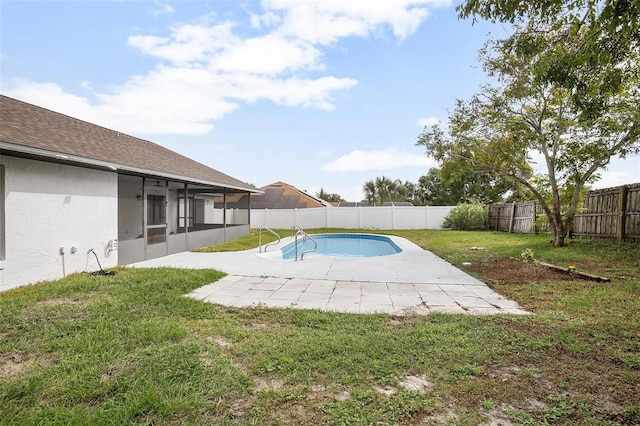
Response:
130,234,528,316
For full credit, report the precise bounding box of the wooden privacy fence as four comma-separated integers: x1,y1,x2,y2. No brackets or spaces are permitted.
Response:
487,201,547,234
573,183,640,241
487,183,640,241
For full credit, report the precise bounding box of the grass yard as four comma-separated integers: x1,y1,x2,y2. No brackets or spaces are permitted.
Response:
1,230,639,425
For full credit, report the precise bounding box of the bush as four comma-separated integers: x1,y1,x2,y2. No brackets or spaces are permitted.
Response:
443,203,487,230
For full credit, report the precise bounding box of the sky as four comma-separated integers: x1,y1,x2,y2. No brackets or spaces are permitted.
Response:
1,0,638,202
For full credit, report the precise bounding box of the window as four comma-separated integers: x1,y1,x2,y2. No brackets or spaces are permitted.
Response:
178,196,195,228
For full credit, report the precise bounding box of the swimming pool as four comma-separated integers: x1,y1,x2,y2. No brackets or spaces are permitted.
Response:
280,234,402,260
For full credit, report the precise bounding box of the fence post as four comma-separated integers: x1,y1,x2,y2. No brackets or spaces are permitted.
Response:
390,205,394,230
425,205,429,229
508,202,516,233
325,206,329,228
533,201,538,234
617,186,628,241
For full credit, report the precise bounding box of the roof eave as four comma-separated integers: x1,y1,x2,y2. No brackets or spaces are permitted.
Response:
0,141,261,193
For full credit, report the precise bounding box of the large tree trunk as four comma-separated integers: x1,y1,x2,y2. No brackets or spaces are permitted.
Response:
552,227,566,247
549,190,567,246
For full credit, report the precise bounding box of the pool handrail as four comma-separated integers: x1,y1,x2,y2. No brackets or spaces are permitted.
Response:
290,225,302,238
258,226,281,253
294,228,317,261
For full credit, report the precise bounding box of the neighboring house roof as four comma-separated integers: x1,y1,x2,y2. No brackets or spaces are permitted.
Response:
385,202,414,206
0,95,258,193
222,181,331,208
337,201,414,207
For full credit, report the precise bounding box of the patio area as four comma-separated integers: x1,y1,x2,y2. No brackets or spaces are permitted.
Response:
130,235,528,315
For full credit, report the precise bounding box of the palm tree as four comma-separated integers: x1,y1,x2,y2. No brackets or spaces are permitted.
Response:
363,176,402,205
363,180,378,204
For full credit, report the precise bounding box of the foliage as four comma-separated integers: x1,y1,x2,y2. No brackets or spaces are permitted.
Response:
416,166,526,205
442,203,488,230
363,176,418,205
417,17,640,246
398,180,423,205
363,169,525,206
316,188,345,203
520,248,537,263
458,0,640,120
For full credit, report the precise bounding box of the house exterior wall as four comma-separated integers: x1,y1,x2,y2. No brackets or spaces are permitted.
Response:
0,156,118,291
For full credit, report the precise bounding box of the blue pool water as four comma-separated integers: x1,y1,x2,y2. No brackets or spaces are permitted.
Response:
280,234,402,260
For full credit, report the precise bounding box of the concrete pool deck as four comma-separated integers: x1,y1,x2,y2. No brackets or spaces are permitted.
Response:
130,235,528,315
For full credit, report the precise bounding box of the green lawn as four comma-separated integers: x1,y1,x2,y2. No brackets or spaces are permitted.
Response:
1,230,638,425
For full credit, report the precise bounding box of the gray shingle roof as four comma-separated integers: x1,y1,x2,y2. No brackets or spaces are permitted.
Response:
0,95,257,192
221,181,331,209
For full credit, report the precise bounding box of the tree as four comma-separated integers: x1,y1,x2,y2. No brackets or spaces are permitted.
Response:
458,0,639,120
363,176,409,205
416,169,454,205
417,165,527,205
398,180,421,205
417,27,639,246
316,188,345,203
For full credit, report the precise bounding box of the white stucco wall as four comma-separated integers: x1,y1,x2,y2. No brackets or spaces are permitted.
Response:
0,156,118,292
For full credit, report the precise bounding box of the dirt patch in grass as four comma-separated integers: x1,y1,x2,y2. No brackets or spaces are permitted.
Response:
206,336,232,347
483,406,515,426
376,375,432,396
35,297,89,307
227,399,253,417
0,353,30,379
99,367,122,383
399,375,431,393
253,377,284,392
461,257,582,285
244,322,283,331
386,316,413,328
36,297,86,307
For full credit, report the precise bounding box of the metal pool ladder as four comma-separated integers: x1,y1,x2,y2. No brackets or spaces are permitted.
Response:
258,226,281,253
293,228,317,261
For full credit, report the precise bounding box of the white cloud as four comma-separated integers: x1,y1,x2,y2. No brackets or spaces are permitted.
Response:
3,81,99,123
321,148,435,172
250,11,281,29
227,75,357,109
264,0,450,44
128,22,237,64
418,116,440,127
4,79,221,135
148,1,174,16
209,34,323,75
4,1,449,135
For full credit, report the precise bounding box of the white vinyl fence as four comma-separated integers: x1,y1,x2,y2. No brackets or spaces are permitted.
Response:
243,206,455,230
